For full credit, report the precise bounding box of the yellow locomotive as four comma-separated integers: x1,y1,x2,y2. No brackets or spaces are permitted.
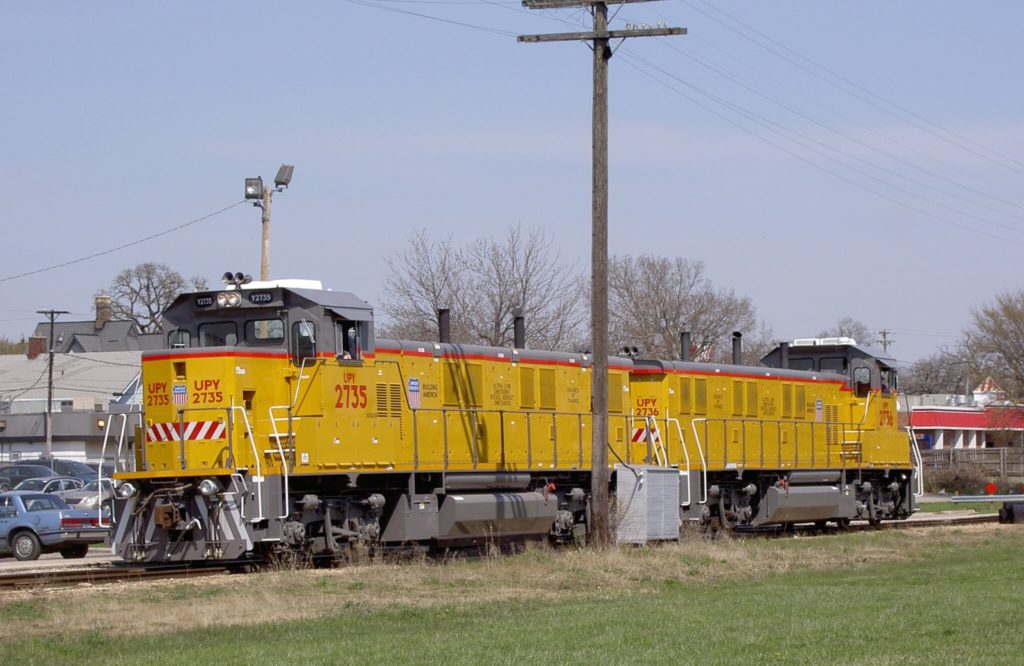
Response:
110,279,915,563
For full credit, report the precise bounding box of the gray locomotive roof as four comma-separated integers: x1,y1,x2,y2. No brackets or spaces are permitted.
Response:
286,288,374,322
761,341,898,368
634,358,845,382
287,288,373,312
375,339,632,368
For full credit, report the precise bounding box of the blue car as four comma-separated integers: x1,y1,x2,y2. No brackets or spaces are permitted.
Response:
0,492,109,561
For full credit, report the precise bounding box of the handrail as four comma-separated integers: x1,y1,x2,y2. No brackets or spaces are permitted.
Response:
645,416,668,466
173,405,237,470
267,405,291,520
691,416,871,470
290,357,320,409
668,416,705,506
98,409,142,528
97,417,115,528
906,426,925,497
230,405,265,522
901,393,925,497
409,406,634,470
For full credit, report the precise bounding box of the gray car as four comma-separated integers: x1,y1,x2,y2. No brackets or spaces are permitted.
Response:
13,476,84,494
57,478,115,512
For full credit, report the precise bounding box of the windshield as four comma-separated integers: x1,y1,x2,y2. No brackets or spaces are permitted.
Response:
23,495,70,511
62,461,96,478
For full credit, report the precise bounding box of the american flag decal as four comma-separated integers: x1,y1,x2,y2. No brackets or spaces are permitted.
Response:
172,384,188,406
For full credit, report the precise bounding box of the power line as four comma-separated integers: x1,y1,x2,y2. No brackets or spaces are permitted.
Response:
0,201,247,284
618,50,1024,246
638,25,1024,224
55,354,140,368
683,0,1024,176
342,0,518,35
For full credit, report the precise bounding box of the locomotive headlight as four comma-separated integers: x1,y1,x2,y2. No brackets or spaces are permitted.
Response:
215,291,243,308
198,478,221,496
117,482,138,499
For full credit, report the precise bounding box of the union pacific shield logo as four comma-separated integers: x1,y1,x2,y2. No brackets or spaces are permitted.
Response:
172,384,188,406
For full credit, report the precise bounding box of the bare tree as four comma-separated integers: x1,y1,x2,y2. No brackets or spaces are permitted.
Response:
962,290,1024,399
378,226,586,349
899,349,973,395
378,231,470,341
103,263,207,333
608,255,760,360
817,317,872,344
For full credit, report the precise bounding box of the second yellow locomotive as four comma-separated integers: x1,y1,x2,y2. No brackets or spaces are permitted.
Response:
110,278,915,563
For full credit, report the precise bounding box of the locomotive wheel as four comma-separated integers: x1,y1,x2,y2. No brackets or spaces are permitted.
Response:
836,518,851,530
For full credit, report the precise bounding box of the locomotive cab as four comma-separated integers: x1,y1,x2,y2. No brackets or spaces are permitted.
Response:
760,336,898,398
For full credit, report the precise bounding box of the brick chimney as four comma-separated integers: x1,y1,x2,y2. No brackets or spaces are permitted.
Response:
95,294,113,331
27,336,46,359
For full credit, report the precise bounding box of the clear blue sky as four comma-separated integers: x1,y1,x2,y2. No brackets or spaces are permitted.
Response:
3,1,1022,363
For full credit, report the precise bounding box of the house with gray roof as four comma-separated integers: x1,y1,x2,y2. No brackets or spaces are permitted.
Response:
29,295,164,354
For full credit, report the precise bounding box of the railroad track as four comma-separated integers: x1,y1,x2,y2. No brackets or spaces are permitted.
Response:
0,512,1000,590
863,512,999,530
0,562,235,591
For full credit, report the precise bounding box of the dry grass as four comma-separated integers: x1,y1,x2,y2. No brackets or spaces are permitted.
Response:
0,523,1013,641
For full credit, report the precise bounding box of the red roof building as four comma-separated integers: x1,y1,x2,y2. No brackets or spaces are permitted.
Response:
910,405,1024,449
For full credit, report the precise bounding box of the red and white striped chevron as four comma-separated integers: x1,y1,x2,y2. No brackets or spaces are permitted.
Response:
146,421,226,443
631,426,661,444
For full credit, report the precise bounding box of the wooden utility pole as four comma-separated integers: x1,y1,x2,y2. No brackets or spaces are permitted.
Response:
36,309,69,460
519,1,684,548
876,329,894,353
260,185,272,281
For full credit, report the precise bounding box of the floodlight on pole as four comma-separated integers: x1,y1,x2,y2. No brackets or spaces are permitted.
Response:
244,177,264,201
243,164,295,281
274,164,294,189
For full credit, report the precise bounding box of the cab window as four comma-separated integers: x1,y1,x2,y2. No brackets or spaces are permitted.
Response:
244,319,285,345
292,320,317,364
335,321,360,360
880,367,896,394
198,322,237,347
789,358,814,371
168,330,191,348
820,357,848,374
853,367,871,398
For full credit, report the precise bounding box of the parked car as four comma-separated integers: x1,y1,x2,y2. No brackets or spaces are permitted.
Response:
57,478,115,511
0,464,61,486
0,492,108,560
13,476,84,494
19,458,98,481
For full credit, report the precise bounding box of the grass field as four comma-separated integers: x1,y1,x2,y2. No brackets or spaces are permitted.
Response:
2,525,1022,665
915,500,1003,513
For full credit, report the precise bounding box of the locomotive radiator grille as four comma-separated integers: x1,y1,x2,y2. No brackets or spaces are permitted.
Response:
375,382,406,439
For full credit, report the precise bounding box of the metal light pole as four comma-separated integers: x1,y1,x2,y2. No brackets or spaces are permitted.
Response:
36,309,69,460
244,164,295,281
